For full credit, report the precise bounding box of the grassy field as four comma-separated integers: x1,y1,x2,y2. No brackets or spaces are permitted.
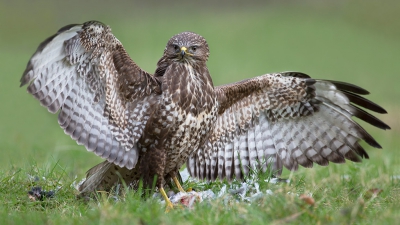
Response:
0,0,399,224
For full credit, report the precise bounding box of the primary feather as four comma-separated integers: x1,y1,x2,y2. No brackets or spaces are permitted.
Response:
20,21,390,197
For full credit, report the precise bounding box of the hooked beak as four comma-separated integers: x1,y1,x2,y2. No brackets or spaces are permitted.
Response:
180,46,187,57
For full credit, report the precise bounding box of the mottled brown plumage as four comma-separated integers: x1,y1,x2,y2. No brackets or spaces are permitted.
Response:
21,21,390,205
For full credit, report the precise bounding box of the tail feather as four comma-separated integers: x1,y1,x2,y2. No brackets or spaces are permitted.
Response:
78,160,184,197
78,161,141,197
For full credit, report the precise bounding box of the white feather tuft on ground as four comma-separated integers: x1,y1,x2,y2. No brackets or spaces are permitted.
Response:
157,168,290,208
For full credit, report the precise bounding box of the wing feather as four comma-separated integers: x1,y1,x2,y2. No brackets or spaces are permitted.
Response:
21,21,161,169
188,72,389,181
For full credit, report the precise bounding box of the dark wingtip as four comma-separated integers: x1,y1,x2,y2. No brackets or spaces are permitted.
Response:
353,142,370,159
342,90,388,114
364,136,382,149
372,142,382,149
355,122,384,149
352,105,391,130
325,80,370,95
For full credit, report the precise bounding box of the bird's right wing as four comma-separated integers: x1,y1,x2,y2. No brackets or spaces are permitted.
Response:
20,21,161,169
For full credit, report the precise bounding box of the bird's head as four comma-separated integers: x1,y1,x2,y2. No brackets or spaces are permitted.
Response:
164,32,209,63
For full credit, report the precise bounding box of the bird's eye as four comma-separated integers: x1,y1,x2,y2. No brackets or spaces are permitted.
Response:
173,45,180,53
190,46,197,52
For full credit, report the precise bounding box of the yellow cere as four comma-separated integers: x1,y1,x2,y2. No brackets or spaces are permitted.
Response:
180,46,193,56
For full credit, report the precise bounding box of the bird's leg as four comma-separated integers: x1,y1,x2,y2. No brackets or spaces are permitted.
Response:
172,176,186,193
159,187,174,212
139,141,173,212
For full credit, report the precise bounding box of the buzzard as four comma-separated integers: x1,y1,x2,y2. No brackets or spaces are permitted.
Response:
21,21,390,209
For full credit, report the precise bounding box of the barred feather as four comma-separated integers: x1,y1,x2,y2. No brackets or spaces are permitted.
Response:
187,72,390,181
22,21,389,197
20,21,160,170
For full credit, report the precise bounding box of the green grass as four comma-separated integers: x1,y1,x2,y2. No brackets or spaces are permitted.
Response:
1,157,399,224
0,1,399,224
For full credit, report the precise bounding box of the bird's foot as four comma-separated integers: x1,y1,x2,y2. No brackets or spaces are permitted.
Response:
160,187,175,213
165,199,174,213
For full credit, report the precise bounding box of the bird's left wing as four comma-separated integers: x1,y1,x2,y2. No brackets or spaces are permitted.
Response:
20,21,161,169
187,72,390,181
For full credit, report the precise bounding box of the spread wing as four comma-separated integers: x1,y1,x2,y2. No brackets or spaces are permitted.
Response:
20,21,161,169
187,72,390,181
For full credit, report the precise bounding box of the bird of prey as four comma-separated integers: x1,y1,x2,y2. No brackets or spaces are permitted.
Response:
20,21,390,209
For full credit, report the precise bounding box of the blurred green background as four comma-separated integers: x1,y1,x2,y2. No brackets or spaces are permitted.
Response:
0,0,398,177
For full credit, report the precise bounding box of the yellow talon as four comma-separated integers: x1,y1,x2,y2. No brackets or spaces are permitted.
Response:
160,187,174,212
